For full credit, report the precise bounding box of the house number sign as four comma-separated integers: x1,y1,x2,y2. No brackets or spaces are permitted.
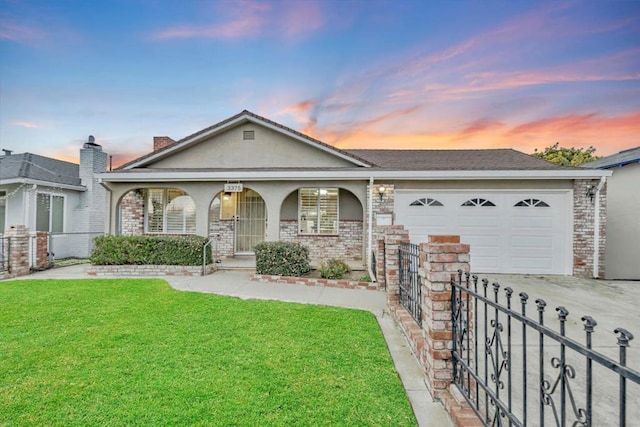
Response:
224,183,243,193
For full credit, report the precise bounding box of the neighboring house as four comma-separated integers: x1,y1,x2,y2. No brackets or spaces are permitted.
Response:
0,140,107,259
583,147,640,280
98,110,610,277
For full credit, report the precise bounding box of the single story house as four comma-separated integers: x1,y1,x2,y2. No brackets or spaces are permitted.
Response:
583,147,640,280
0,139,107,259
98,110,610,278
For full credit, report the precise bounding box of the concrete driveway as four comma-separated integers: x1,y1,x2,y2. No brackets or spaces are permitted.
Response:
475,274,640,426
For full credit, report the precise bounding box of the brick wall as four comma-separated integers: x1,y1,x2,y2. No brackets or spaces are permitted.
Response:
86,263,216,276
383,229,482,426
33,231,49,269
573,179,607,278
120,190,145,236
209,219,235,259
279,219,363,261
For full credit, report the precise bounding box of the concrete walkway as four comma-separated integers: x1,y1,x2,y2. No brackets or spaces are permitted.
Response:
14,265,453,427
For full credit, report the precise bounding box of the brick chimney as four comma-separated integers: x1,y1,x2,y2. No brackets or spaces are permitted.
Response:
153,136,175,151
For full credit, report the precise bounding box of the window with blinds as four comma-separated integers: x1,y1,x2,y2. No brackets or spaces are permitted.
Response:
299,188,338,234
145,188,196,234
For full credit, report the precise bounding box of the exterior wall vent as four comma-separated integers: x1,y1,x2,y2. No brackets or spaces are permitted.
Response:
243,130,255,140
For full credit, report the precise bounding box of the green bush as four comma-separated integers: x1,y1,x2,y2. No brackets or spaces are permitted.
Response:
254,241,311,277
90,235,212,266
318,258,350,280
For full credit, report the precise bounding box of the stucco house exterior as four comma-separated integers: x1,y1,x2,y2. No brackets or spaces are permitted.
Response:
98,110,610,278
583,147,640,280
0,140,107,260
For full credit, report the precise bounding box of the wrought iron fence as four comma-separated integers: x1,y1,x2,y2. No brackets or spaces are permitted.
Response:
451,271,640,427
399,242,421,326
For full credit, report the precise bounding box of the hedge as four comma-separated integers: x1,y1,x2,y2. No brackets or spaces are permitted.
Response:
90,235,212,266
254,241,311,277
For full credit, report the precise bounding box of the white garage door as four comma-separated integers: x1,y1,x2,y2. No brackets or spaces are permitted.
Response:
394,191,572,274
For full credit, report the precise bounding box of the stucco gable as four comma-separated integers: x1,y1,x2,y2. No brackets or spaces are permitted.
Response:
120,110,372,170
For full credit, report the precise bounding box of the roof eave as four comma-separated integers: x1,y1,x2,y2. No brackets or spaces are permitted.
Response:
0,177,86,191
97,168,612,182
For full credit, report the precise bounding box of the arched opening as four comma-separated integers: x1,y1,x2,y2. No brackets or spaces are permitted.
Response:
118,188,196,235
208,188,267,256
279,187,364,262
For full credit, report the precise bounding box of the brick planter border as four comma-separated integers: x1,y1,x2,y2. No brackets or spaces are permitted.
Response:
86,264,216,277
251,274,381,291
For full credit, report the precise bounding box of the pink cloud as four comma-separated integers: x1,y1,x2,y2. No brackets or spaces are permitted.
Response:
0,18,46,44
150,0,324,41
11,121,40,129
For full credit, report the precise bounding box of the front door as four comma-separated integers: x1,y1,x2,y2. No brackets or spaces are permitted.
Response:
234,189,266,254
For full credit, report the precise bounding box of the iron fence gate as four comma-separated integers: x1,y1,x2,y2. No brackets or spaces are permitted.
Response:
451,271,640,427
399,242,421,326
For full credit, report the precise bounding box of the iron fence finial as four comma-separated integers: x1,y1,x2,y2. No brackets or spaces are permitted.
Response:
581,315,597,332
614,328,634,347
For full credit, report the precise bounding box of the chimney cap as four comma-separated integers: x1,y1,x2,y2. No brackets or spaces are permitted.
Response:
2,149,13,156
83,135,102,150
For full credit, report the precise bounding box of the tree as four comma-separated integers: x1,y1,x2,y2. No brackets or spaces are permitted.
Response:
532,142,599,167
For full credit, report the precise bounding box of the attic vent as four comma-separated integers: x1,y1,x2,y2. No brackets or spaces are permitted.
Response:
243,130,255,140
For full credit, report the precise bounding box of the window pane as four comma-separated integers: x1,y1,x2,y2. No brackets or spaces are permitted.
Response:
146,189,164,233
166,194,195,233
318,188,338,234
299,188,318,234
36,194,50,232
51,196,64,232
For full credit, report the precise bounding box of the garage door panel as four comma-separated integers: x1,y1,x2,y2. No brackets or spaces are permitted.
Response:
458,215,499,228
512,216,554,228
395,190,570,275
510,236,554,248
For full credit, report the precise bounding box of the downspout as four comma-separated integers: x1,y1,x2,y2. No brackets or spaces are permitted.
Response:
592,176,606,278
367,177,377,282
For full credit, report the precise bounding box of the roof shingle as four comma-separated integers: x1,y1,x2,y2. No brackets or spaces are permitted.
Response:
0,153,81,186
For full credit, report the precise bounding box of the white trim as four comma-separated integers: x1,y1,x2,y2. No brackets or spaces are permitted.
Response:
0,177,86,191
99,168,611,182
123,113,371,169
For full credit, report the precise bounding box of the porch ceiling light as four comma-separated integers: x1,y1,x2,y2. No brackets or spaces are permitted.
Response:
378,186,386,200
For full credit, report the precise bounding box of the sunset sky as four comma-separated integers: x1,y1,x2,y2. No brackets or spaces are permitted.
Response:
1,0,639,167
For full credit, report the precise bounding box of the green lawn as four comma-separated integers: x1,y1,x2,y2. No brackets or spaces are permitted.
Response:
0,279,416,426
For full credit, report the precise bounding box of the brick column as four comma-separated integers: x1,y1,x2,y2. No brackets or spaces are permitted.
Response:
375,239,386,288
383,225,409,306
419,235,470,398
34,231,49,269
5,225,31,277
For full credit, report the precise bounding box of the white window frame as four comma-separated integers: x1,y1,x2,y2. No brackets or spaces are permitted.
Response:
144,188,196,234
35,192,65,233
298,187,339,235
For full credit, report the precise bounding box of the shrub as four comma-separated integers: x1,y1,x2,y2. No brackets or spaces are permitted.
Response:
90,235,212,266
318,258,350,280
254,241,311,277
357,273,372,282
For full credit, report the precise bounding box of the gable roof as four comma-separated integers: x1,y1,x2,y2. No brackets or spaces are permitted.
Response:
582,146,640,169
0,153,82,187
347,149,569,171
118,110,373,170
